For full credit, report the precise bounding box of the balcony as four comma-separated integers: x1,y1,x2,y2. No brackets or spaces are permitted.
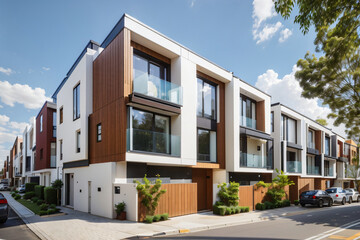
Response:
133,69,182,106
240,152,270,169
127,129,180,157
307,165,320,175
324,166,334,177
287,161,302,173
240,116,256,129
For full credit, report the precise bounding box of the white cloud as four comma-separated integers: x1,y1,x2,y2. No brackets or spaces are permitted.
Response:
0,114,9,125
0,67,14,76
0,80,51,109
9,121,28,132
253,22,283,44
279,28,293,42
0,105,3,108
255,65,347,137
190,0,195,8
42,67,50,71
252,0,277,28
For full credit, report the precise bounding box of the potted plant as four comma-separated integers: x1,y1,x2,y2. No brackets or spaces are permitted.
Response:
115,202,126,220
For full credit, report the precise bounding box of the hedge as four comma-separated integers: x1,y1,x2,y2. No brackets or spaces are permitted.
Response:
44,187,57,205
23,191,35,200
35,185,45,199
25,183,38,193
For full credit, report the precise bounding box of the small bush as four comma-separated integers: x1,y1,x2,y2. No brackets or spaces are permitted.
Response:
282,199,291,207
160,213,168,221
31,197,39,203
14,190,19,193
214,201,224,206
294,200,299,206
34,185,45,199
40,203,49,211
234,206,241,214
39,210,48,216
11,193,16,197
255,203,266,210
264,201,275,209
25,183,37,193
153,215,161,222
225,207,233,215
243,207,250,212
213,205,220,215
145,215,154,223
47,209,57,215
23,191,35,200
14,194,21,200
218,206,226,216
37,199,44,205
274,200,283,208
44,187,57,205
49,204,56,209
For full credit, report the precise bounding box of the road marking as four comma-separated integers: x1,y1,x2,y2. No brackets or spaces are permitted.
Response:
179,229,190,233
306,220,360,240
329,235,347,239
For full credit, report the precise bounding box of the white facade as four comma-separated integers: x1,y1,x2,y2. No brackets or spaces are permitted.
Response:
22,117,36,183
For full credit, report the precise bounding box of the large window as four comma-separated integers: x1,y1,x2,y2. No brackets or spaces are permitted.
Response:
197,129,217,162
325,136,330,156
50,142,56,168
281,115,297,144
53,112,56,138
197,78,216,120
307,129,315,149
73,84,80,120
287,150,301,173
131,109,170,154
40,114,43,132
240,95,256,129
307,155,320,175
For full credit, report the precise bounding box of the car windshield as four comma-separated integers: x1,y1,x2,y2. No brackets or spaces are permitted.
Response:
304,191,317,195
326,189,337,193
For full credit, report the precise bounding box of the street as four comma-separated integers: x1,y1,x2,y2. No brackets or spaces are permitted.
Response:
0,206,39,240
156,203,360,240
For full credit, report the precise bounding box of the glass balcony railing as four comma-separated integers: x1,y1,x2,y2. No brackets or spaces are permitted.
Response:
324,166,334,177
50,156,56,168
307,165,320,175
240,116,256,129
127,129,180,157
240,152,268,168
133,69,183,105
307,142,315,149
287,161,302,173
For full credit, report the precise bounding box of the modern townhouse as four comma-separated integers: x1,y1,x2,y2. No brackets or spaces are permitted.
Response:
271,103,338,202
21,117,37,184
33,101,57,186
10,137,23,187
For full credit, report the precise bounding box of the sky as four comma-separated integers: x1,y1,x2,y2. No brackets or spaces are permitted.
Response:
0,0,347,166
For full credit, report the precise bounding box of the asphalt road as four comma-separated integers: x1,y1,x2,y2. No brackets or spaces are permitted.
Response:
156,202,360,240
0,206,39,240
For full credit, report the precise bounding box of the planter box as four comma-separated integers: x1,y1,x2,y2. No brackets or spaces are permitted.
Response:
116,212,126,220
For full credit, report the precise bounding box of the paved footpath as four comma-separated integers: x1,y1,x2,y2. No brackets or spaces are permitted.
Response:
1,191,314,240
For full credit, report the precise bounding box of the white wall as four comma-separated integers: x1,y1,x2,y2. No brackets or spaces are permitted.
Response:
113,183,138,221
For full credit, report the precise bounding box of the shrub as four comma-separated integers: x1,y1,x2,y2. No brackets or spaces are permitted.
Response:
44,187,57,205
217,182,240,207
234,206,241,214
34,185,45,199
243,206,250,212
25,183,38,193
14,194,21,200
214,201,224,206
11,193,16,197
23,191,35,200
282,199,291,207
14,190,19,193
31,197,39,203
213,205,220,215
274,201,282,208
37,199,44,205
39,210,48,216
218,206,226,216
47,209,57,215
49,204,56,209
294,200,299,206
145,215,154,223
153,215,161,222
115,201,126,215
160,213,168,221
264,201,275,209
255,203,266,210
225,207,233,215
40,203,49,211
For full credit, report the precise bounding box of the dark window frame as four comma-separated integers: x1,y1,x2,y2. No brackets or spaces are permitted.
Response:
59,107,63,124
97,123,102,142
60,140,63,160
73,83,80,121
281,114,297,144
271,111,274,132
240,94,257,127
197,77,217,120
76,131,81,153
197,127,217,163
325,136,330,156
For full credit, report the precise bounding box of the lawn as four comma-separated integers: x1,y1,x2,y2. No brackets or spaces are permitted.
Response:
16,199,41,215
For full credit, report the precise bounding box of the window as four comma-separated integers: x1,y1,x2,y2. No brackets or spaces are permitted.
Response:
73,84,80,120
197,129,217,162
60,140,63,160
281,115,297,144
197,78,216,120
60,107,63,124
40,114,43,132
271,112,274,132
240,95,256,129
308,129,315,148
40,148,43,160
50,142,56,168
131,109,170,154
325,136,330,156
344,144,350,156
76,131,81,153
97,123,102,142
53,112,56,138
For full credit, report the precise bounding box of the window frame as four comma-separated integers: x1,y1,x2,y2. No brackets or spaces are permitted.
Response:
271,111,274,132
281,114,297,144
59,107,63,124
40,114,43,132
76,130,81,153
240,94,257,128
97,123,102,142
197,77,217,120
73,83,80,121
60,140,63,160
197,127,217,163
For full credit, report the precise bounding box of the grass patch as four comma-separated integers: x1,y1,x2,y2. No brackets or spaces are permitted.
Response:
17,199,42,215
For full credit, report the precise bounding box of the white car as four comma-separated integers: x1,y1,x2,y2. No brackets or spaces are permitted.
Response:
325,187,350,205
0,184,9,191
345,188,360,202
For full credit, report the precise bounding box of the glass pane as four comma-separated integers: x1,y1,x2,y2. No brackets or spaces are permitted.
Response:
246,99,251,119
76,85,80,118
133,55,148,78
211,85,216,119
203,82,213,118
197,79,203,116
287,118,296,143
132,109,153,130
149,63,161,99
198,129,210,161
154,115,170,154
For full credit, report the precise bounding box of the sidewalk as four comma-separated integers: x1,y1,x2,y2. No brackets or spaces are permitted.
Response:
2,191,311,240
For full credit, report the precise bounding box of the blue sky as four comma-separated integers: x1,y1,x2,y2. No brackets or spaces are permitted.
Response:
0,0,342,165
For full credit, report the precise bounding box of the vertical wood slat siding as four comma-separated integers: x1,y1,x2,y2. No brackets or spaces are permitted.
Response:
238,186,254,210
89,28,131,164
138,183,197,222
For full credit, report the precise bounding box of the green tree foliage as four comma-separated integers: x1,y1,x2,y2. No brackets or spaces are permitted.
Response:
217,182,240,207
51,179,63,206
345,155,360,190
274,0,360,141
134,174,166,216
316,118,328,126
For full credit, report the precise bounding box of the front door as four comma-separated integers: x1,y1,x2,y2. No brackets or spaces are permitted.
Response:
192,168,212,211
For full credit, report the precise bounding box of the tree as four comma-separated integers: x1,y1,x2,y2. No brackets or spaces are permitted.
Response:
51,179,63,206
274,0,360,142
316,118,328,126
345,155,360,191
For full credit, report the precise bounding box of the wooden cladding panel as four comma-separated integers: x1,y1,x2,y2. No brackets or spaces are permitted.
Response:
90,28,131,164
238,186,254,211
131,41,170,64
138,183,197,222
315,130,322,153
314,178,326,190
196,71,226,170
256,100,265,132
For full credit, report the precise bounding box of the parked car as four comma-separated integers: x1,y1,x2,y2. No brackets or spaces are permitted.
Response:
17,184,25,193
0,184,9,191
0,193,8,223
300,190,333,208
345,188,360,202
325,187,349,205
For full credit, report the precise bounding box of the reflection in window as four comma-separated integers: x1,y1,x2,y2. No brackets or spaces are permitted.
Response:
197,129,217,162
197,78,216,120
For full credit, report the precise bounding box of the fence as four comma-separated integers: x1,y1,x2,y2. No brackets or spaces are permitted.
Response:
138,183,197,222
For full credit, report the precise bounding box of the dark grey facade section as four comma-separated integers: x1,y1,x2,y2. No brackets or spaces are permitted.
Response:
240,127,273,141
63,160,89,169
307,147,319,155
331,135,337,157
287,142,303,150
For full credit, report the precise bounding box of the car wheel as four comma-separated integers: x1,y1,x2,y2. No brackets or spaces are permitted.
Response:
318,200,324,208
328,199,333,207
301,203,306,207
0,218,7,224
342,198,346,205
349,197,352,204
